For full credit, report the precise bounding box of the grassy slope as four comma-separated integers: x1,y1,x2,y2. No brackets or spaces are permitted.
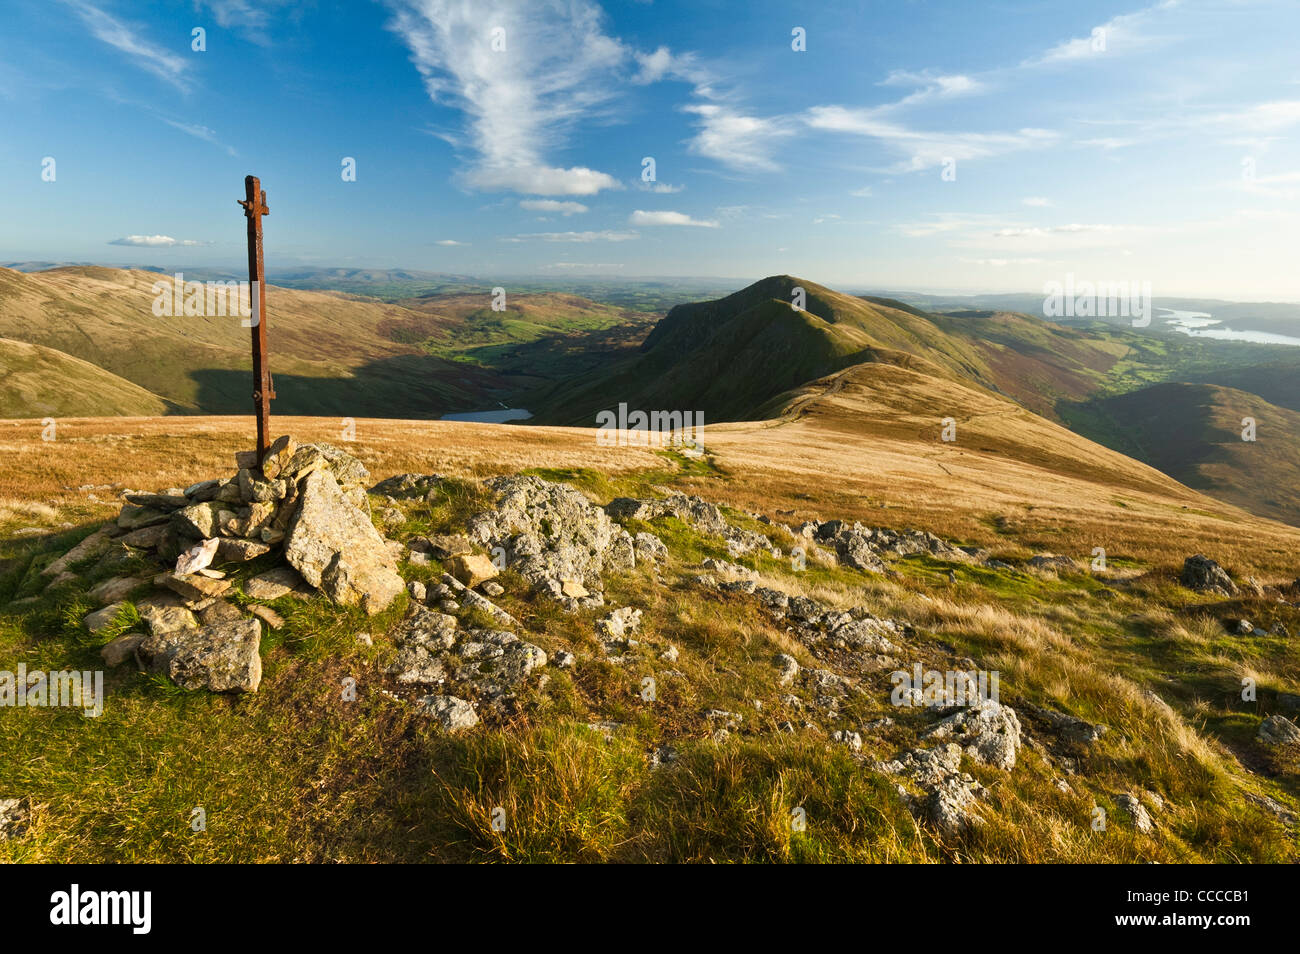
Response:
1065,381,1300,526
528,275,1132,426
0,338,171,417
0,266,502,417
389,292,659,384
0,413,1297,862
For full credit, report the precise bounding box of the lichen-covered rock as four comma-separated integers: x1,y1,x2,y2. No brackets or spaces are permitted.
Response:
1258,714,1300,746
284,468,403,615
467,476,633,604
1180,554,1238,596
138,618,262,692
924,699,1022,771
0,797,31,840
417,694,478,730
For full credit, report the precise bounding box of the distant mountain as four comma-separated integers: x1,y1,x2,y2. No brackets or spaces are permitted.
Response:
0,266,502,418
529,275,1130,424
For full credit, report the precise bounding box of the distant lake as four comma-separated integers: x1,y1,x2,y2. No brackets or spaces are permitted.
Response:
1160,308,1300,347
439,408,533,423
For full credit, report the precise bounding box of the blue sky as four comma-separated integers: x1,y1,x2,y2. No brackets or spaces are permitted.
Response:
2,0,1299,297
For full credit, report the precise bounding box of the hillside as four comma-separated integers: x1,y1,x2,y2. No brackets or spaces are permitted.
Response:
0,338,172,418
0,266,503,417
2,412,1298,863
1065,382,1300,526
529,275,1131,425
389,292,658,383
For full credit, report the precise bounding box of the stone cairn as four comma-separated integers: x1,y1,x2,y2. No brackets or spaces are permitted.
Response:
54,437,403,693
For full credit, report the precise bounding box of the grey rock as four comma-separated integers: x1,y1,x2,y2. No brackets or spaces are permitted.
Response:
1116,793,1154,833
1180,554,1238,596
284,467,403,615
416,694,479,730
1258,714,1300,746
100,632,144,667
0,797,31,840
139,617,262,692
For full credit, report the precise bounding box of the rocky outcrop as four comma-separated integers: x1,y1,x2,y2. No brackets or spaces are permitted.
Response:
1180,554,1238,596
1258,714,1300,746
467,476,635,607
924,699,1023,771
385,603,547,712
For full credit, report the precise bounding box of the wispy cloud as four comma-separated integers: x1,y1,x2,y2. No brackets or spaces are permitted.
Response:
385,0,626,195
806,105,1057,172
629,210,718,227
434,239,468,246
1024,0,1180,66
64,1,190,89
161,119,237,156
520,199,588,215
109,235,207,247
504,230,638,243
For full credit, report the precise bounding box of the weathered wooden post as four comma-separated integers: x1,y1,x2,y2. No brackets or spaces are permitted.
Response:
237,175,274,464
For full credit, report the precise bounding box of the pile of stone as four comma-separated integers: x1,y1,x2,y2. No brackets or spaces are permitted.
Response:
48,437,404,694
608,493,770,558
466,476,644,609
384,602,549,727
794,519,968,572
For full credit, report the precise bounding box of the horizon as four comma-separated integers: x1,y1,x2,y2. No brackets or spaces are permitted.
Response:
6,260,1299,306
4,1,1300,298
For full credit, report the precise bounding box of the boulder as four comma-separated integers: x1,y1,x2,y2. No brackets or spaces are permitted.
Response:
924,699,1023,771
100,632,144,667
84,602,127,635
41,528,113,577
171,502,225,539
416,694,479,730
284,468,403,615
1116,793,1154,833
1258,714,1300,746
245,567,307,600
139,618,262,693
448,553,499,587
88,575,148,605
1180,554,1238,596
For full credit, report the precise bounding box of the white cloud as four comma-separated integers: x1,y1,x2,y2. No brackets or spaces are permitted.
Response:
628,210,719,227
639,181,684,193
64,1,189,89
880,70,986,106
520,199,588,215
850,186,873,198
992,223,1122,237
683,101,796,172
505,230,638,242
1027,0,1179,67
386,0,625,195
109,235,206,247
806,105,1057,172
161,119,237,156
435,239,468,246
1022,196,1052,207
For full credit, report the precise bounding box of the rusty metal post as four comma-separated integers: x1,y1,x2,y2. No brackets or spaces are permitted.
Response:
238,175,273,464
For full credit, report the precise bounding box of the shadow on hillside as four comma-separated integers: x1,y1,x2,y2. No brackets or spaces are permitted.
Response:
188,354,510,419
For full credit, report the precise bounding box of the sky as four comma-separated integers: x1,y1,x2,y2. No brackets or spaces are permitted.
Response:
2,0,1300,298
